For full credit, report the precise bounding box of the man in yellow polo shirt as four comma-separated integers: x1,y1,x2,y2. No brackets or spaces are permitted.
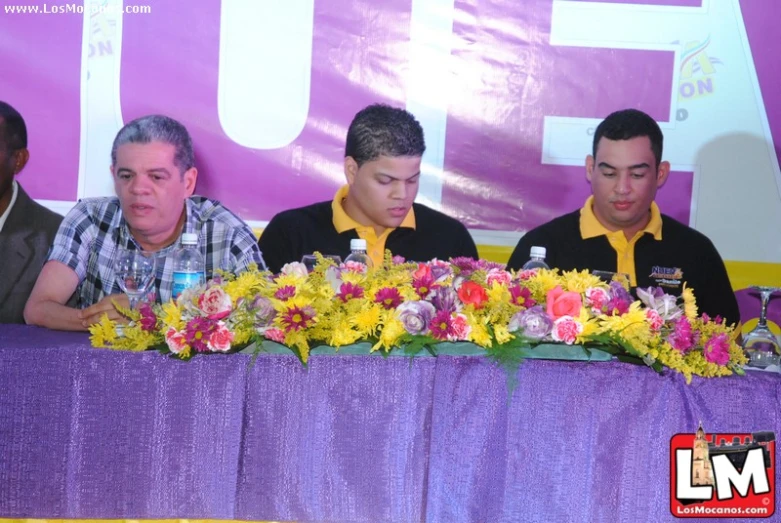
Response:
507,109,740,326
258,103,478,273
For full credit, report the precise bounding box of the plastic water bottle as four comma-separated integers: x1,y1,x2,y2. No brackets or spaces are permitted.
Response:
172,233,205,300
521,246,550,270
344,238,373,270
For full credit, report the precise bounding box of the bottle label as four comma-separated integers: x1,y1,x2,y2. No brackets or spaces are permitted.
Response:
172,271,205,299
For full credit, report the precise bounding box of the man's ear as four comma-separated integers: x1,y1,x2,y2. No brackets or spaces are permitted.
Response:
183,167,198,196
656,161,671,188
12,148,29,175
585,154,595,183
344,156,358,185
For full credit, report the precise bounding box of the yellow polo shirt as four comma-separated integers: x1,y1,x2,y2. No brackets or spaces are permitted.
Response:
579,196,662,287
331,185,416,267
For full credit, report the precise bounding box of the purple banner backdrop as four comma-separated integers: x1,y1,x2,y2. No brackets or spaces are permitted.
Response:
1,0,779,233
0,8,81,200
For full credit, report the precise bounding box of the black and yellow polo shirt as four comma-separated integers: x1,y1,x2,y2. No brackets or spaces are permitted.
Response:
331,185,416,267
506,197,740,327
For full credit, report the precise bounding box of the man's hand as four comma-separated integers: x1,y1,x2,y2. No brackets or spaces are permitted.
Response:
79,293,131,328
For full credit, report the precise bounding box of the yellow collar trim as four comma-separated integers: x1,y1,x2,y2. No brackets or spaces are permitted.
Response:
331,184,416,233
579,195,662,241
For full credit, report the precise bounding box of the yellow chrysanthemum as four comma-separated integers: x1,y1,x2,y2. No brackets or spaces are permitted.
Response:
373,318,406,352
352,304,382,337
493,324,514,345
524,269,562,304
329,319,362,347
89,314,119,347
467,317,492,348
575,307,599,340
597,302,652,350
561,269,604,294
159,300,184,330
487,282,510,306
223,269,267,302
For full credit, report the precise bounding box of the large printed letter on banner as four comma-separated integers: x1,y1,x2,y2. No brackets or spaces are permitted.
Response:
120,0,414,222
440,0,682,240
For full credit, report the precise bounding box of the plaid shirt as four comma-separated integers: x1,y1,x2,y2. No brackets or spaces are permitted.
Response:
48,196,266,307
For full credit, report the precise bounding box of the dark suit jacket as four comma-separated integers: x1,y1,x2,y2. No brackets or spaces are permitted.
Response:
0,184,63,323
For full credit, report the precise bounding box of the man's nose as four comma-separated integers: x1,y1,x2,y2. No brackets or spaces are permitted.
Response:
615,174,631,194
129,175,151,194
390,181,407,199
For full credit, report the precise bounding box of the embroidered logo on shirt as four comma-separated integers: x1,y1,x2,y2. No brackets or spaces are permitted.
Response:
650,266,683,288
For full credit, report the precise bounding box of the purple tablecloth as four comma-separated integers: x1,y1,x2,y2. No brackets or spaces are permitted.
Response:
0,324,779,522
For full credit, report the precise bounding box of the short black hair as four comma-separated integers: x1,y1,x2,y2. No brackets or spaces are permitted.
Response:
593,109,663,167
345,104,425,166
0,101,28,152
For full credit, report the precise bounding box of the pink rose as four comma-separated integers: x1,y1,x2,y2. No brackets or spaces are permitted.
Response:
449,313,472,341
546,286,583,320
198,286,233,320
517,269,537,281
584,287,609,313
645,309,664,332
165,327,189,354
551,316,583,345
264,328,286,343
486,268,512,287
413,263,432,280
207,321,234,352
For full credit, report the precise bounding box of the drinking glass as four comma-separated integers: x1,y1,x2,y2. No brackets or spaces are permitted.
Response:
115,247,157,309
301,254,342,273
742,286,781,368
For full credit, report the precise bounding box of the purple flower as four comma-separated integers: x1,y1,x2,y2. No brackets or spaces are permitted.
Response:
375,287,403,310
138,302,157,332
413,275,436,299
636,286,683,321
396,300,436,336
703,333,730,365
274,285,296,301
337,282,365,302
392,255,406,265
184,317,218,353
668,317,695,353
251,296,276,327
449,257,480,276
430,286,460,313
508,305,553,339
605,281,633,315
430,310,456,340
476,260,506,271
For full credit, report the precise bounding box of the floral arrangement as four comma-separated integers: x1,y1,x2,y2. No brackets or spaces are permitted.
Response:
90,255,747,382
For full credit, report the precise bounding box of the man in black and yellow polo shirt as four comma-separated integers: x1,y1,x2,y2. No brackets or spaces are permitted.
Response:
258,104,478,273
507,109,740,326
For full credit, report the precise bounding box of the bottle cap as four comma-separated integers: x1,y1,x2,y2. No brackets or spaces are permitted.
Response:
530,246,546,258
350,238,367,251
182,233,198,245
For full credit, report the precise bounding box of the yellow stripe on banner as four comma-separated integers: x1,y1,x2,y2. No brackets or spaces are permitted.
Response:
724,260,781,291
0,519,292,523
476,244,512,264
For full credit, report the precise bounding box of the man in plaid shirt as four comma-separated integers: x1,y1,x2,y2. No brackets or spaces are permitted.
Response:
24,115,265,331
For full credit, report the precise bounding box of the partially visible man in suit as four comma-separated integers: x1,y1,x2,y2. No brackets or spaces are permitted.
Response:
0,101,63,323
